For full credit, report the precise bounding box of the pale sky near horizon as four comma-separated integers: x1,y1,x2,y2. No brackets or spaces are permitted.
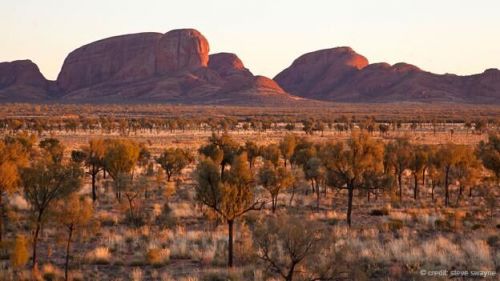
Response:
1,0,499,80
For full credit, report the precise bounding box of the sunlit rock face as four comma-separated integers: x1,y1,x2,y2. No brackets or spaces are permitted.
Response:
52,29,293,104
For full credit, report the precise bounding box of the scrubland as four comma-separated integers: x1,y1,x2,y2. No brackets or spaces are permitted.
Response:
0,104,498,281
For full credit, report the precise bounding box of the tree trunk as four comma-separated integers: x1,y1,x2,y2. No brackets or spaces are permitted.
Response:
285,262,297,281
347,184,354,227
227,219,234,267
422,168,426,187
0,193,3,242
32,217,42,269
65,225,74,281
91,171,97,202
398,173,403,202
413,173,419,200
220,163,225,180
445,167,450,206
127,197,134,222
316,180,320,211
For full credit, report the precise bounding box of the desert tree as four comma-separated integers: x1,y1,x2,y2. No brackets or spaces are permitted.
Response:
474,119,487,134
314,120,326,136
103,139,140,201
21,159,83,268
476,134,500,183
258,161,294,213
0,138,30,241
384,138,411,201
0,161,17,242
243,140,260,169
137,143,152,168
302,119,314,135
39,138,65,164
452,147,481,203
120,174,148,226
426,156,442,201
435,143,464,206
55,194,94,281
409,145,428,200
156,148,193,182
379,123,390,136
199,133,240,178
194,153,263,267
253,215,325,281
279,134,297,168
304,157,325,210
323,132,386,226
261,143,281,167
72,139,106,202
290,138,317,169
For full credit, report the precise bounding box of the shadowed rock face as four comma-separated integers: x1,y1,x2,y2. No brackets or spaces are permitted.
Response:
274,47,369,98
0,60,55,101
274,47,500,103
0,60,48,89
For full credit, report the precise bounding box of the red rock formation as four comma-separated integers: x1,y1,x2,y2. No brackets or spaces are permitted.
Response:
52,29,294,104
274,47,500,103
0,60,48,89
58,32,162,92
58,29,210,93
274,47,368,98
0,60,55,101
156,29,209,74
253,76,285,93
208,53,252,78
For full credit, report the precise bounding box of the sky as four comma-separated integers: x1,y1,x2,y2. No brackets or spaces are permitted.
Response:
1,0,499,80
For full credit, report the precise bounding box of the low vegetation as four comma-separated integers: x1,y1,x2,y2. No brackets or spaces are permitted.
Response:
0,105,497,280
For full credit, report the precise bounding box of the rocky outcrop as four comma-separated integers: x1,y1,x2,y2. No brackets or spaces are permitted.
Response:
57,29,210,93
3,29,498,104
274,47,368,98
156,29,209,74
274,47,500,103
208,53,252,78
53,29,294,104
0,60,55,101
0,60,48,89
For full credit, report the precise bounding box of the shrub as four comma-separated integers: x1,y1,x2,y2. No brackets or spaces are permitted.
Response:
147,247,170,266
370,209,389,216
88,247,111,264
131,267,143,281
387,219,404,231
41,263,61,281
